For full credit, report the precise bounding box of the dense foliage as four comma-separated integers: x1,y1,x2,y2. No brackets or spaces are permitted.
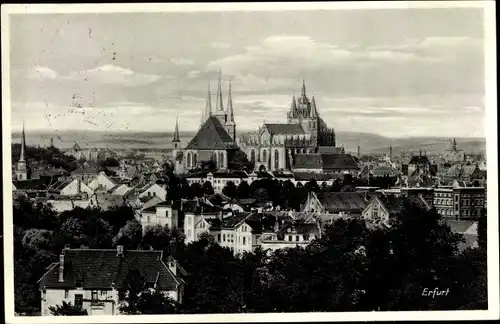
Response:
11,144,78,171
14,192,487,314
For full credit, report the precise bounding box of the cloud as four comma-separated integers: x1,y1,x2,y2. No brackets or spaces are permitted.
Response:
169,57,195,66
187,70,200,78
26,66,58,80
211,42,232,49
68,64,161,86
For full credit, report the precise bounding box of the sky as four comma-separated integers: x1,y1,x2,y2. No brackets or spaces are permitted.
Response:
8,7,485,137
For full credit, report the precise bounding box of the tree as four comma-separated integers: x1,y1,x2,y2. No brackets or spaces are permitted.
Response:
200,159,217,172
101,157,119,167
477,208,487,251
189,183,204,198
222,181,238,198
140,225,186,259
102,205,136,233
114,219,143,249
202,181,214,195
22,229,55,251
13,196,58,230
305,179,320,192
237,181,251,199
254,188,269,204
228,150,253,171
49,301,88,315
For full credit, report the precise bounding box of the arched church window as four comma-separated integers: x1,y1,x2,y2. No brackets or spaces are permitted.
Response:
193,153,197,168
187,152,192,169
250,150,256,164
262,150,267,163
274,149,279,170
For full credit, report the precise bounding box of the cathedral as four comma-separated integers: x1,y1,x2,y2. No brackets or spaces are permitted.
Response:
172,74,341,173
172,72,239,174
238,80,339,171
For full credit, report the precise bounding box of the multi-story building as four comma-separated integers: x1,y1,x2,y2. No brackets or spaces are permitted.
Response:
451,185,486,220
238,81,340,172
443,138,465,163
37,246,185,316
140,201,179,233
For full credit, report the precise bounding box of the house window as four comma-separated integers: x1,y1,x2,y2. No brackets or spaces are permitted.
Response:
223,234,226,242
288,235,292,241
147,215,151,223
74,294,83,309
296,235,300,242
153,192,156,197
218,234,221,242
243,237,246,245
373,207,379,219
42,290,47,300
92,290,98,301
64,289,69,299
100,290,107,297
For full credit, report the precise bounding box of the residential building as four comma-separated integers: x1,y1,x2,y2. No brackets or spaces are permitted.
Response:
137,183,167,201
183,199,222,243
301,191,379,217
291,153,360,174
37,246,185,316
140,201,179,233
362,195,430,224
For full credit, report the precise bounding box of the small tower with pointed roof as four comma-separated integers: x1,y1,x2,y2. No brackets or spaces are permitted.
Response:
16,122,30,181
172,115,181,157
225,78,236,140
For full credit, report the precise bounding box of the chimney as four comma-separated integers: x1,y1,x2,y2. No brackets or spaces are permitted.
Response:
167,257,177,276
58,252,65,282
116,245,124,257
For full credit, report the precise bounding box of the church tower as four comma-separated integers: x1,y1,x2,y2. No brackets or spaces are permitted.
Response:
225,79,236,140
212,70,227,125
172,116,181,158
16,122,29,181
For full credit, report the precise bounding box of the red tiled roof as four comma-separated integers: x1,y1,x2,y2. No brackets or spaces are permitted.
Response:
185,116,238,150
38,248,181,291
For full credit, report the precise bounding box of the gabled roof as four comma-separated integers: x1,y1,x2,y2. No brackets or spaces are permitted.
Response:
185,116,238,150
317,147,345,154
141,196,164,211
315,192,379,213
181,199,221,214
372,166,395,177
38,248,182,291
13,177,55,191
263,123,305,135
293,153,359,171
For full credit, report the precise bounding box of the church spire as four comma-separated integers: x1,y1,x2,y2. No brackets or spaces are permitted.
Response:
204,81,212,120
301,79,306,98
215,70,224,112
311,94,318,117
289,94,297,117
20,121,26,162
173,115,180,142
226,78,234,124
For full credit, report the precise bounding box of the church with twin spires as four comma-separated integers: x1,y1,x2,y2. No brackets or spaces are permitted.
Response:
172,72,343,173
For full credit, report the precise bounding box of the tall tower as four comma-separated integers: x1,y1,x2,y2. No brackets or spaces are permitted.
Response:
201,81,212,125
225,79,236,140
16,122,29,181
213,70,227,125
172,116,181,159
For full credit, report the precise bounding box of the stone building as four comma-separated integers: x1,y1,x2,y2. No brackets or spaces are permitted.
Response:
238,81,339,172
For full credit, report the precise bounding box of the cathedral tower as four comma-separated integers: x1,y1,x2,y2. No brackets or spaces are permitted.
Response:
213,70,227,125
172,116,181,157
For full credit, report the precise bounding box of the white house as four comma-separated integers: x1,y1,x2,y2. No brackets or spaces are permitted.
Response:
37,246,185,316
183,199,222,243
260,221,320,252
138,183,167,201
140,201,179,233
48,178,94,197
87,171,118,192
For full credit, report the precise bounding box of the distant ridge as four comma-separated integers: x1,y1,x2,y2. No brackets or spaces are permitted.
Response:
11,130,486,155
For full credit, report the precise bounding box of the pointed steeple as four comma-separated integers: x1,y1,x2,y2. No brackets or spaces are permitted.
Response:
173,115,180,143
301,79,306,97
20,121,26,162
204,81,212,119
311,94,318,117
226,78,234,124
289,95,297,116
215,70,224,112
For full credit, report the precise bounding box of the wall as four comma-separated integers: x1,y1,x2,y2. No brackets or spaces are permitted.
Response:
46,199,91,213
41,288,119,316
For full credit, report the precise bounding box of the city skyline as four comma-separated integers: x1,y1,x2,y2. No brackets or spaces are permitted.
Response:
9,8,485,137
